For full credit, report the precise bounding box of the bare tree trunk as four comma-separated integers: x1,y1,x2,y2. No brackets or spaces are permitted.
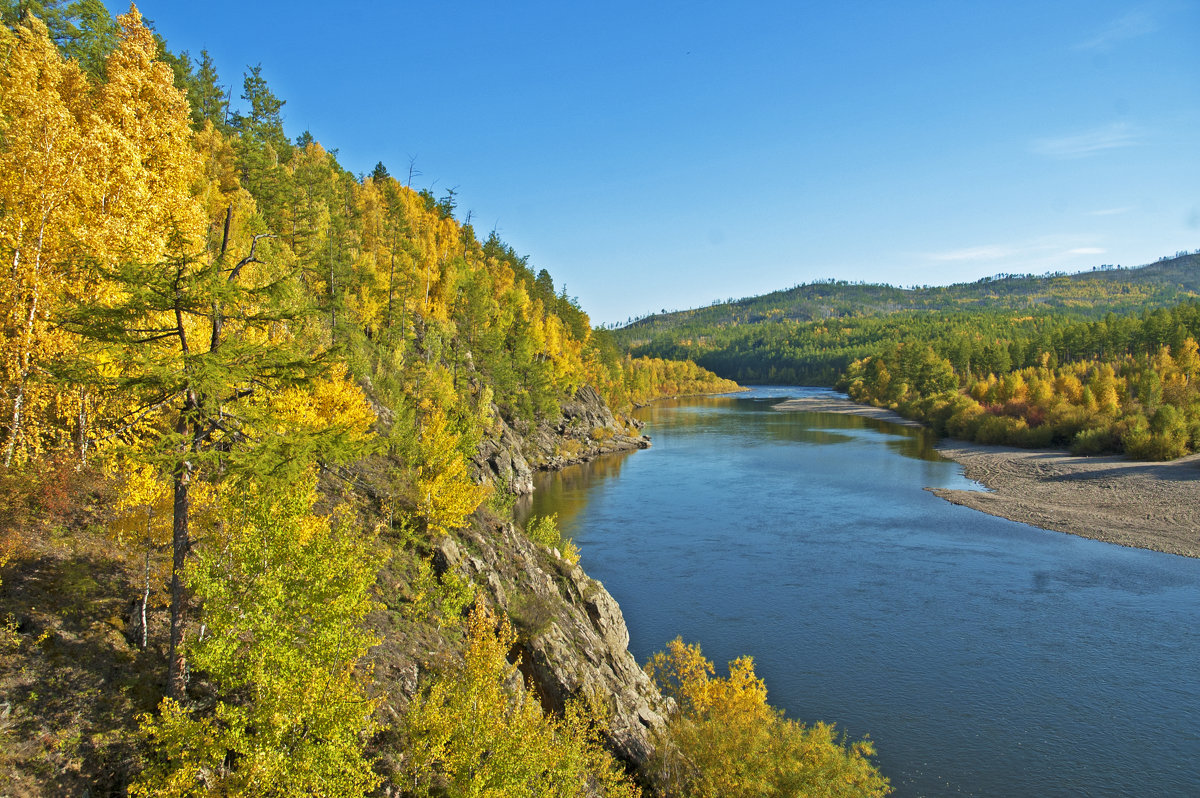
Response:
166,414,193,699
3,391,23,468
4,223,46,467
386,231,396,333
76,387,89,468
141,524,152,650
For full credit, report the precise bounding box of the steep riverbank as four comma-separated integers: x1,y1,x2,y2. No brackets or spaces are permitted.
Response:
772,392,1200,559
475,386,651,496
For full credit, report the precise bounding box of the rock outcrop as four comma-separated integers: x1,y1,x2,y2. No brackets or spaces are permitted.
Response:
474,385,650,495
370,513,670,775
456,519,670,765
370,385,668,779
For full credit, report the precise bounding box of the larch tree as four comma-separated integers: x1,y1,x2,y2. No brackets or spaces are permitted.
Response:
65,7,374,700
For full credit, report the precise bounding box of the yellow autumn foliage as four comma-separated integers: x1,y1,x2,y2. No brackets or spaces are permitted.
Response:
401,602,640,798
266,364,376,443
646,638,890,798
414,405,490,535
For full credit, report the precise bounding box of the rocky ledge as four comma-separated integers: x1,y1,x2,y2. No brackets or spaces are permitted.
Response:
475,385,650,495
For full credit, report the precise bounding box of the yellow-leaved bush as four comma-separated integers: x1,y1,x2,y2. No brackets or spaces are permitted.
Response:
414,404,490,535
645,638,890,798
131,472,383,797
400,602,640,797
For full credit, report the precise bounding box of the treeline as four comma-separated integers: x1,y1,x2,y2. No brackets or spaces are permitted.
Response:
0,5,887,796
840,302,1200,460
624,298,1200,387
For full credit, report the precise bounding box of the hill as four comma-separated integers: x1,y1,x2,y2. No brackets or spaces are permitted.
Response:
615,254,1200,385
619,253,1200,336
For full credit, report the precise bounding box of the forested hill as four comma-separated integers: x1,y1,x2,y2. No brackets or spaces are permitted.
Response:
611,249,1200,465
620,252,1200,334
614,254,1200,386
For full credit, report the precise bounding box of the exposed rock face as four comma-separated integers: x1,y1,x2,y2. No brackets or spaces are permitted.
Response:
371,384,667,778
474,385,649,495
454,519,670,766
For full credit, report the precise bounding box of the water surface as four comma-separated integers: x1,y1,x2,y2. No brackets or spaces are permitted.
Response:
520,387,1200,798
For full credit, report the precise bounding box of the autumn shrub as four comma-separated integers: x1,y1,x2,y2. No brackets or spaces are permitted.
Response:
527,513,580,565
974,414,1026,446
645,638,890,798
400,603,640,797
403,554,476,628
1124,405,1190,460
1013,421,1055,449
1070,426,1120,456
1043,403,1096,446
944,402,987,440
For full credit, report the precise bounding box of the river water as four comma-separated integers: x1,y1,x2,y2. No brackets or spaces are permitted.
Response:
518,387,1200,797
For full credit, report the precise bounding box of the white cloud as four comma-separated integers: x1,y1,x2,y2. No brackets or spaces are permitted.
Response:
926,245,1015,262
923,236,1107,266
1030,123,1142,159
1088,206,1134,216
1075,11,1157,51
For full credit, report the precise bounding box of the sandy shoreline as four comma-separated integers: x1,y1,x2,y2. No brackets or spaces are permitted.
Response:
771,395,924,426
773,394,1200,558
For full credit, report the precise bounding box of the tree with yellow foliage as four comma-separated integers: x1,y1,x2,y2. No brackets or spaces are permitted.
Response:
131,472,383,798
401,602,640,798
413,404,490,536
646,638,890,798
63,9,377,698
0,15,90,465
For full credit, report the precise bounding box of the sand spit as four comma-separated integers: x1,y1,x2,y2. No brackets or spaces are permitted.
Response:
772,394,1200,558
770,395,924,427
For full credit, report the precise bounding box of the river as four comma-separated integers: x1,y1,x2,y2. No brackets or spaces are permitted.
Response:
518,387,1200,797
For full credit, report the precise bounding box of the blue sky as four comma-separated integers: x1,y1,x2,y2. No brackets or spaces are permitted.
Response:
112,1,1199,325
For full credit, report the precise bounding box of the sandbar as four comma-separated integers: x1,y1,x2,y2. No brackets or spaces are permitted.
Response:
932,443,1200,558
771,395,924,427
772,393,1200,558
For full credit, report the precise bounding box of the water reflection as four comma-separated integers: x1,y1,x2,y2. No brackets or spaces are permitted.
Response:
514,448,634,529
639,391,945,462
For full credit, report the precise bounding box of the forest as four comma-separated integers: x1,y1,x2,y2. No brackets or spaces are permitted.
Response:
616,258,1200,460
0,3,888,796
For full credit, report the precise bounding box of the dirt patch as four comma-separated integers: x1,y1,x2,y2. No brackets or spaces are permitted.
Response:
932,443,1200,559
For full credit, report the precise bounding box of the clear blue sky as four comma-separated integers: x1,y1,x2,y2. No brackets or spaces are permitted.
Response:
111,1,1199,325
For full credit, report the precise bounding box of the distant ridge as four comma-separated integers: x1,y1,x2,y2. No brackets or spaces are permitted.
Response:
618,252,1200,335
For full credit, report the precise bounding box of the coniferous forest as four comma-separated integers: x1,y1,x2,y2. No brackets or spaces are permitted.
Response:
0,4,890,797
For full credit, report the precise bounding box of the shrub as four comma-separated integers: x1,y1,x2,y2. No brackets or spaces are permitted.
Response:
525,514,581,565
1070,427,1119,456
645,638,890,798
400,604,640,797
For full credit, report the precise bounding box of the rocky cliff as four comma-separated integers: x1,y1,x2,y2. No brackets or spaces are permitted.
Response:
369,385,669,783
474,385,651,496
